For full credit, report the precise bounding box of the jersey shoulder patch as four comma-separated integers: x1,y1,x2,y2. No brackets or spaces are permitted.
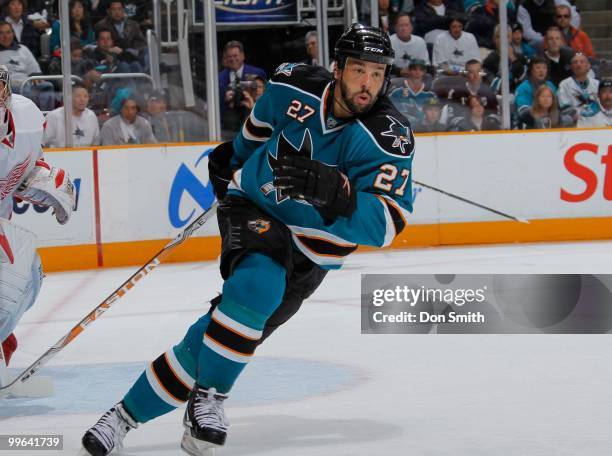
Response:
271,63,332,99
358,98,415,158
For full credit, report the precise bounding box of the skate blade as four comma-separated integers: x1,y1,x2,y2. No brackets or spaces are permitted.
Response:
0,376,54,399
181,429,219,456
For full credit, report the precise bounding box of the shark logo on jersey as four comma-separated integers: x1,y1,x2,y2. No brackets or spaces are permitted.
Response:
275,62,305,77
380,116,413,157
267,129,313,203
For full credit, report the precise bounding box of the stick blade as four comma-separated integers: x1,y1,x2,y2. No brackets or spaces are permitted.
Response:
0,376,54,399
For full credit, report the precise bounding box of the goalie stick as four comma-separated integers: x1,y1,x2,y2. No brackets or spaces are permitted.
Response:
0,202,218,398
414,180,529,224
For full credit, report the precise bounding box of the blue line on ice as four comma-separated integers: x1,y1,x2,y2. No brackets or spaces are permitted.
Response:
2,358,359,417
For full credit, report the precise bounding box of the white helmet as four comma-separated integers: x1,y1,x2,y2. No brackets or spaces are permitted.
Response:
0,65,12,140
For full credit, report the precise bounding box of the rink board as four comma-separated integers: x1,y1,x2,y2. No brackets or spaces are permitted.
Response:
12,129,612,271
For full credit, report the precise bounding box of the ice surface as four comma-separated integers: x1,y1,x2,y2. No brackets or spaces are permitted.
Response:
3,241,612,455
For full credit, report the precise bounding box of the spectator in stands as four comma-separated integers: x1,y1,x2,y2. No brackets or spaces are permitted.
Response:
0,20,54,110
50,0,95,53
219,40,266,135
94,0,146,71
3,0,40,56
378,0,397,34
43,83,100,147
84,28,141,73
455,59,498,114
517,0,580,48
100,89,155,144
577,79,612,127
419,96,446,132
554,5,595,58
515,55,557,120
302,31,319,66
448,94,501,131
142,89,171,142
93,0,152,29
510,23,536,59
414,0,464,44
141,89,210,142
464,0,517,50
557,52,599,125
49,37,96,81
389,59,436,126
483,24,528,92
12,0,48,35
519,84,560,128
390,13,430,77
432,17,481,74
540,26,574,86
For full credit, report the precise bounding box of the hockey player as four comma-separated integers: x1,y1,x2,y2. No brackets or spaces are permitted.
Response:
81,23,415,456
0,65,76,379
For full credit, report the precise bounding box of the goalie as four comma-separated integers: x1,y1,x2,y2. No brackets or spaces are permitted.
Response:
0,65,76,384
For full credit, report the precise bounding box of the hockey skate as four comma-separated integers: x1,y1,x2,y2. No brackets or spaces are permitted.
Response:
182,386,229,456
80,402,138,456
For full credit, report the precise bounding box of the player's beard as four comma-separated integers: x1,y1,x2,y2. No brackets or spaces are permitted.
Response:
340,79,378,115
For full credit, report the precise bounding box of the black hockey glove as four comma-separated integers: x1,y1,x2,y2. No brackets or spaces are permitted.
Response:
272,156,356,222
208,141,235,200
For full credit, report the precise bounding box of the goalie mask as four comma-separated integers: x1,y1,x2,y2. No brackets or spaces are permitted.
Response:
0,65,12,140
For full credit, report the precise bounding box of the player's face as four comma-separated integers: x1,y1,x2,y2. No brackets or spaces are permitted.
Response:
450,21,463,39
73,87,89,112
121,99,139,123
395,16,412,41
512,29,522,45
571,54,590,78
531,63,548,81
224,47,244,71
600,88,612,110
0,25,14,48
337,57,386,115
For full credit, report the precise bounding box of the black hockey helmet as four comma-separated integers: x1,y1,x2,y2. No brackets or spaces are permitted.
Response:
335,23,394,93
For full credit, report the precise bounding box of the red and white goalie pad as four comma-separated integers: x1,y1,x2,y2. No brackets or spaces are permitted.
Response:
15,160,76,225
0,218,43,342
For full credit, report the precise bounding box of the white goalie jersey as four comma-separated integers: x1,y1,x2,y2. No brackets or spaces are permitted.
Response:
0,94,44,219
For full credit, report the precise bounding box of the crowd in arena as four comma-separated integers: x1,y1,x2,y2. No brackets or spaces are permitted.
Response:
0,0,609,147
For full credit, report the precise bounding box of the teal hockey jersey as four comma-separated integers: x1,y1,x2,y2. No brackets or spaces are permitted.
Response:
228,63,415,269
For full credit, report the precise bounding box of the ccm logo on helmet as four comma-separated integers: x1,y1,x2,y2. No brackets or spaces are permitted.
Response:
364,47,383,53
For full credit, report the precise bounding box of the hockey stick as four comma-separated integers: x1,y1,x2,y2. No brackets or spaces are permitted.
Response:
414,180,529,224
0,202,218,398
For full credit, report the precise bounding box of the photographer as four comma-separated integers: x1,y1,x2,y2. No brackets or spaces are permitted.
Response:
218,40,266,137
